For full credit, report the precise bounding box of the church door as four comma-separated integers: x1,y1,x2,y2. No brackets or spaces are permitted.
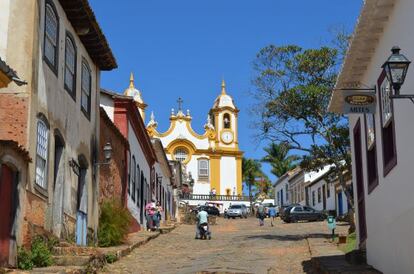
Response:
0,164,16,266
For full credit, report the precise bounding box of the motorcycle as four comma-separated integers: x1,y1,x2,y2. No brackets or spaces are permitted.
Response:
197,222,211,240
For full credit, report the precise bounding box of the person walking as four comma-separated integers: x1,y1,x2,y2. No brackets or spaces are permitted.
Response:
268,206,277,227
154,201,163,229
145,199,156,231
257,204,265,226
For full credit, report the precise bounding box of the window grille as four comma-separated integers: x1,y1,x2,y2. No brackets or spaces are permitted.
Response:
174,148,188,163
198,159,209,177
81,62,91,115
64,36,76,93
35,120,48,188
44,4,58,67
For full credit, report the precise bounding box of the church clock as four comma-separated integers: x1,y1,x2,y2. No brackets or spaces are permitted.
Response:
221,130,234,144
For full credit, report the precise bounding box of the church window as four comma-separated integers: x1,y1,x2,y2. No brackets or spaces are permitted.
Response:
223,113,231,129
198,159,209,178
174,147,188,163
81,61,91,117
64,34,76,97
44,1,59,73
36,119,49,188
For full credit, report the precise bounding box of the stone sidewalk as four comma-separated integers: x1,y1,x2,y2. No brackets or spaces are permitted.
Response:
2,225,176,274
307,236,381,273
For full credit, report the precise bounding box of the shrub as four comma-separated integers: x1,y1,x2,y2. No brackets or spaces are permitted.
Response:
17,247,33,270
98,200,132,247
30,236,53,267
17,236,54,269
105,253,118,263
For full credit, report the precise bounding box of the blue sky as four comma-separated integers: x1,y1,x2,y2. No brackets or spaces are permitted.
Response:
90,0,363,186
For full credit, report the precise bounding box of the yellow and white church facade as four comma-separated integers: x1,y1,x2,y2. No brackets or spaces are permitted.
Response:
146,80,243,196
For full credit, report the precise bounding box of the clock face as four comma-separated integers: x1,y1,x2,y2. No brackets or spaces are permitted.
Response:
221,131,234,144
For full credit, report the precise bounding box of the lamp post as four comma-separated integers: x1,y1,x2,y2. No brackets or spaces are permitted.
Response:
382,46,412,100
95,142,113,167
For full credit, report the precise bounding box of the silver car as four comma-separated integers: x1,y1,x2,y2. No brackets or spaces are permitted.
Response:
226,204,248,219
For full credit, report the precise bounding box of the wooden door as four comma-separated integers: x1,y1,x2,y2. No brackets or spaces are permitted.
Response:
0,164,14,266
322,185,327,210
354,119,367,242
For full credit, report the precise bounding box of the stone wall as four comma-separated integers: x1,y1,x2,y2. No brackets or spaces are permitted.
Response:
99,109,128,206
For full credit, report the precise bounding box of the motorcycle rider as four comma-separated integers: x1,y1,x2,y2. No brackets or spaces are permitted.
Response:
195,207,210,239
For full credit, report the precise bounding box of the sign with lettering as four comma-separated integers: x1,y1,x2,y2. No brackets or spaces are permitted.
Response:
342,91,376,114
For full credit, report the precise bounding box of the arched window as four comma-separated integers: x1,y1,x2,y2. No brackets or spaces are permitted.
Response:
35,119,49,188
44,1,59,71
198,159,209,178
131,156,136,201
174,147,188,163
64,34,76,96
223,113,231,129
81,61,91,116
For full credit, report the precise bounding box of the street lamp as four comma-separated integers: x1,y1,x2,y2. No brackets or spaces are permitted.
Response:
382,46,412,99
103,142,113,163
95,142,112,167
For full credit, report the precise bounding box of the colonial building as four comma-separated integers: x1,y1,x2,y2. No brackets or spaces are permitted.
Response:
100,77,157,231
151,138,175,221
146,80,243,202
288,168,306,205
329,0,414,272
274,172,290,207
304,165,336,212
0,0,117,262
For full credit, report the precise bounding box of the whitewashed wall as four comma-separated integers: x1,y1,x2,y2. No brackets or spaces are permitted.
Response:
220,156,237,195
348,1,414,272
128,121,151,227
307,180,335,211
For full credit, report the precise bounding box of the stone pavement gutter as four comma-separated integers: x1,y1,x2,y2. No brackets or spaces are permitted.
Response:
2,225,176,274
306,236,381,274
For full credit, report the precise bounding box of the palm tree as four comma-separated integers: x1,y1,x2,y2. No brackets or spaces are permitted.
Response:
242,157,262,210
261,142,300,177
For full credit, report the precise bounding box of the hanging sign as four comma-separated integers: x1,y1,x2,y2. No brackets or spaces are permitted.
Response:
342,91,376,114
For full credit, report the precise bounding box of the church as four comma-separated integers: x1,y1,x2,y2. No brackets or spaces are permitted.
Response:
146,80,244,196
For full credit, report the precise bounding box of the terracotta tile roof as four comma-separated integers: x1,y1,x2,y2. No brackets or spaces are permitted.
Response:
0,140,32,162
58,0,117,70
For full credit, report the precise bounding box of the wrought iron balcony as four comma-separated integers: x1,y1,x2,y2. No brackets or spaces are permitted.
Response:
179,193,251,201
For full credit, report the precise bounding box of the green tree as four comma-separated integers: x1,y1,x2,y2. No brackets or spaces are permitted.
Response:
251,43,354,229
242,157,262,208
261,142,300,177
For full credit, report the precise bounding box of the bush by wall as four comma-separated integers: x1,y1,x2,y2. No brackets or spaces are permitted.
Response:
17,236,55,270
98,200,132,247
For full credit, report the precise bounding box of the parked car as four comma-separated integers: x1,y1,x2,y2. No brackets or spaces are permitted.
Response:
282,206,326,223
197,205,220,216
279,204,300,219
225,204,248,219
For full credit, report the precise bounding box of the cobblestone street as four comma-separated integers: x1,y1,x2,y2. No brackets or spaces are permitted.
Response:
101,217,347,274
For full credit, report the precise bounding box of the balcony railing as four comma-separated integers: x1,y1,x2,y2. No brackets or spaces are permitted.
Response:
179,193,251,202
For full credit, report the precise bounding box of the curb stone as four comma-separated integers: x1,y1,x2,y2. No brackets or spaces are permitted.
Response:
306,236,381,274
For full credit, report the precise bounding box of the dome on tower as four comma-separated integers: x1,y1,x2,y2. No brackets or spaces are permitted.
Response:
124,72,144,104
212,79,236,109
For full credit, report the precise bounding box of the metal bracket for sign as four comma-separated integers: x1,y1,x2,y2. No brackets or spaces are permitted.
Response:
390,94,414,104
333,88,376,92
